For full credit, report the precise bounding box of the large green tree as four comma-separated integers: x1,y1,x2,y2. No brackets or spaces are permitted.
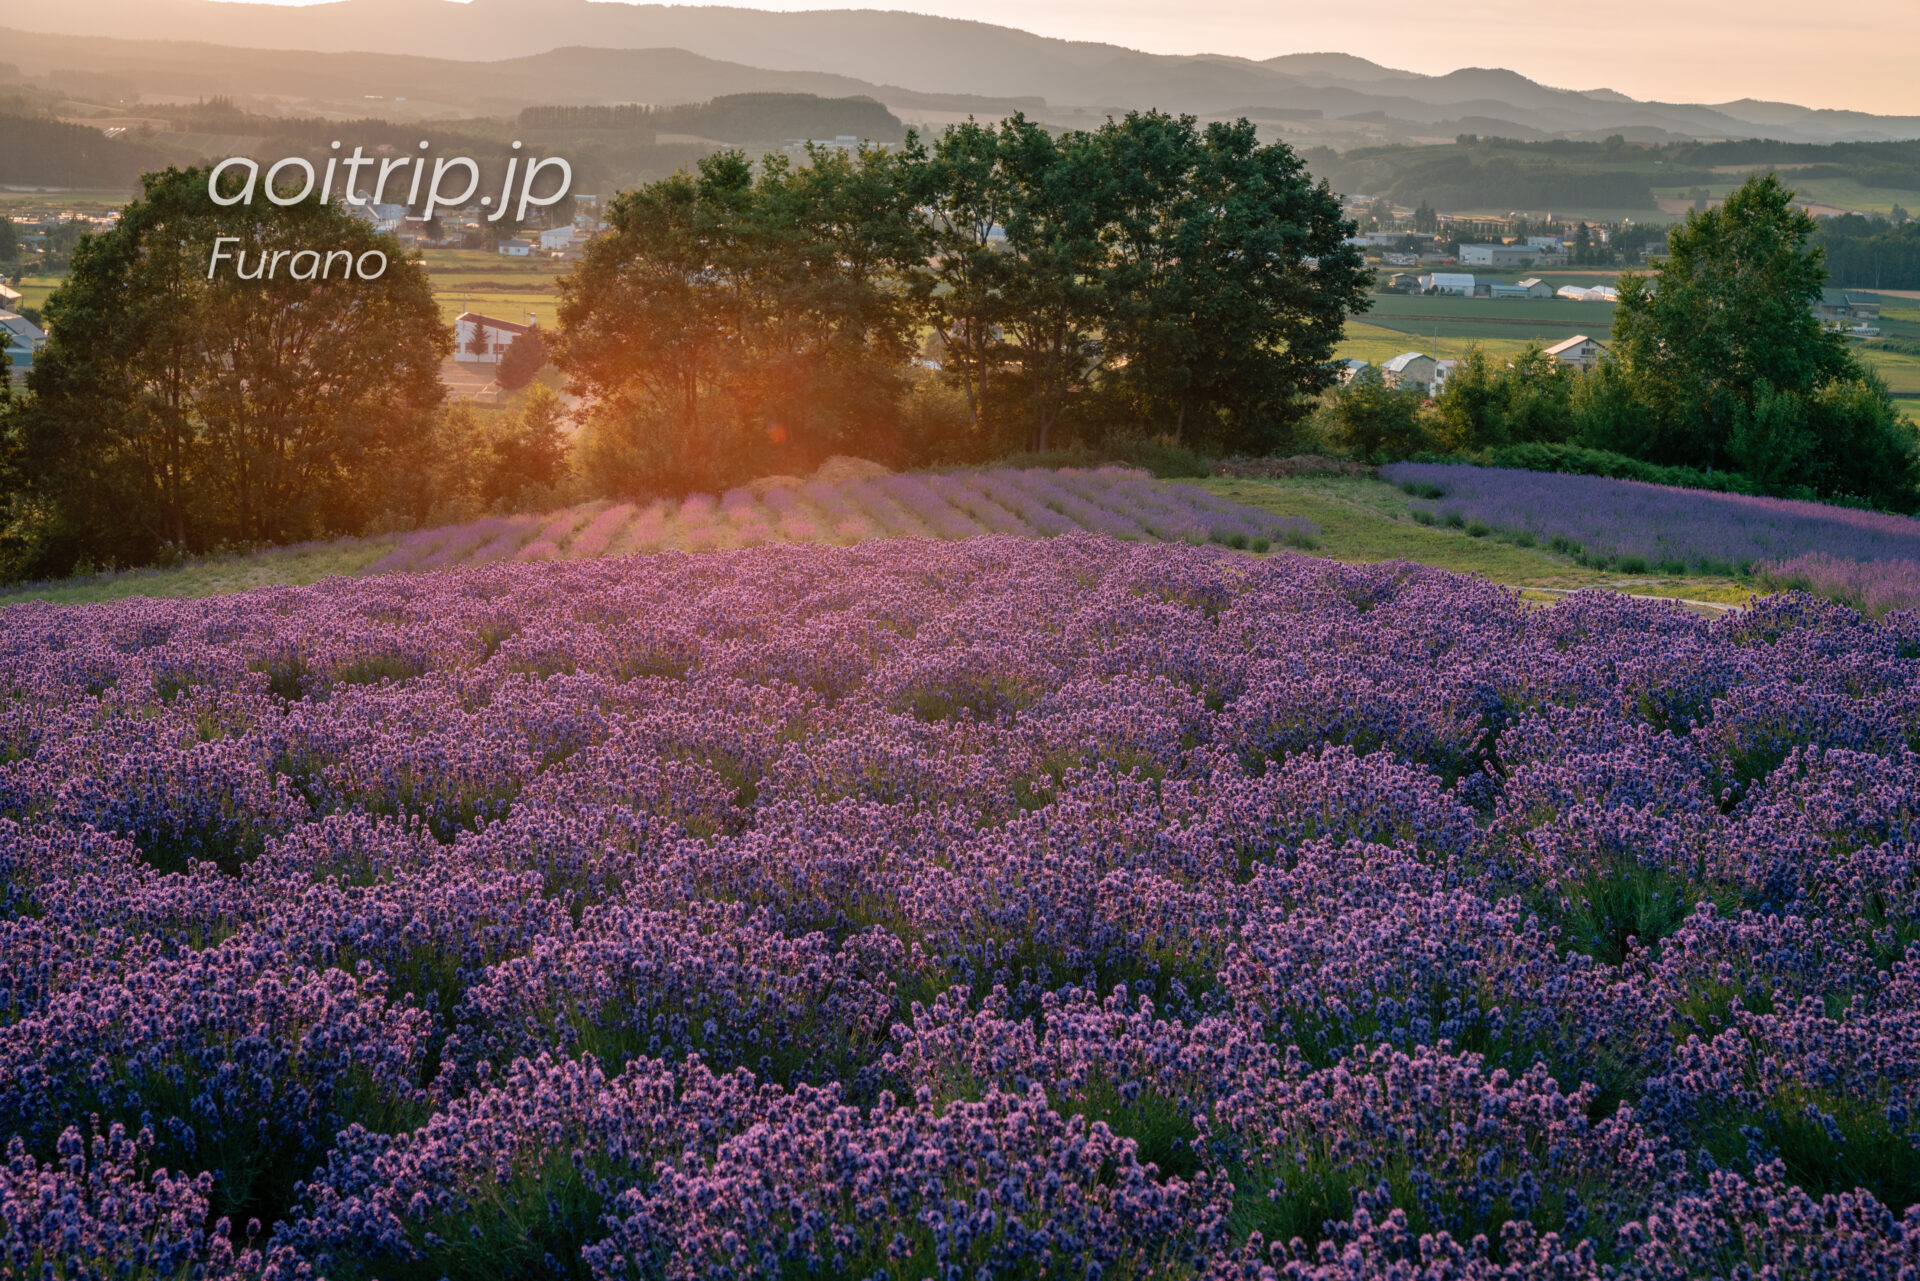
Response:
558,146,919,491
743,145,920,453
1610,172,1915,505
994,116,1106,453
1091,112,1368,451
557,151,757,491
17,166,448,572
559,115,1373,489
900,120,1017,443
1432,345,1577,454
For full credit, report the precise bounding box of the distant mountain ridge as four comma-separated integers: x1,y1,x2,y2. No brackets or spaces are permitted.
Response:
2,1,1917,144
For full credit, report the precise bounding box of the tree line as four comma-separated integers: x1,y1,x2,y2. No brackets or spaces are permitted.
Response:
519,95,906,145
557,111,1367,495
0,113,159,189
0,112,1366,578
1816,214,1920,289
1322,175,1919,511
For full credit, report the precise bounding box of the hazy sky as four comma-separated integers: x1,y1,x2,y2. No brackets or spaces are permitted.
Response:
246,0,1920,115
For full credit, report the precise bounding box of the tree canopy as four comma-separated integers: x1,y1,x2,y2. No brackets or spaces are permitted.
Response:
1607,172,1914,504
557,112,1366,487
11,165,448,575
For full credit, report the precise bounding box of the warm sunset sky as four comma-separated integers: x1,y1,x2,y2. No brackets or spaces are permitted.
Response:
236,0,1918,115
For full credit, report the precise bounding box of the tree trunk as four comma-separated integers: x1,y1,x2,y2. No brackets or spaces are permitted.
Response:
940,324,982,435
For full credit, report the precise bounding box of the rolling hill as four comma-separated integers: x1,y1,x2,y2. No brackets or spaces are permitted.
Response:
2,1,1918,145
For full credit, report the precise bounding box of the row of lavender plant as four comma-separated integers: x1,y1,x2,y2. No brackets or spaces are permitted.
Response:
1381,461,1920,575
7,537,1920,1276
362,469,1317,574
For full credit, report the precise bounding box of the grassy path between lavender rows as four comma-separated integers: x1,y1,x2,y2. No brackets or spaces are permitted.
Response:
0,472,1755,607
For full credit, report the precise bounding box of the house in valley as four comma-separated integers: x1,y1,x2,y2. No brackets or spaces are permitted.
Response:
1460,243,1540,267
1334,357,1382,386
1814,289,1881,323
1544,334,1607,370
453,311,536,364
0,310,48,383
1419,272,1475,296
1382,351,1439,392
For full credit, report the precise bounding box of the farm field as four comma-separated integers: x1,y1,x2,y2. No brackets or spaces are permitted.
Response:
1655,176,1920,217
2,273,61,316
1337,319,1543,364
419,248,565,328
1858,343,1920,411
1762,551,1920,616
0,536,398,605
4,536,1920,1275
5,252,568,330
1871,303,1920,340
1200,473,1750,601
366,467,1317,573
1357,292,1617,342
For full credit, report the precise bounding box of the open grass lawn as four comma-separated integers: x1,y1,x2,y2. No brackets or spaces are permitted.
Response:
0,536,397,606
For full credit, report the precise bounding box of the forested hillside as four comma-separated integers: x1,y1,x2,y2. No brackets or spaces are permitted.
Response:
0,111,165,186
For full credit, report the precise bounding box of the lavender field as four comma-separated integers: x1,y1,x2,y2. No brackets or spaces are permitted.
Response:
1758,552,1920,617
366,467,1317,574
1381,462,1920,576
5,535,1920,1278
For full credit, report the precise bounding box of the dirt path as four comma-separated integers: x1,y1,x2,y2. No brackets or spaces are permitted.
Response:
1518,585,1745,616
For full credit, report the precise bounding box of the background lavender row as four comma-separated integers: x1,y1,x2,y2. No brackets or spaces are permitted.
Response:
1382,462,1920,573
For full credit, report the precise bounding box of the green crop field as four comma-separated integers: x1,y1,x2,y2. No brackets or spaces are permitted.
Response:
1656,177,1920,217
8,249,570,328
1874,305,1920,341
1857,346,1920,424
1436,207,1661,226
1858,346,1920,390
5,275,61,315
1337,320,1541,364
1357,292,1616,343
418,249,566,328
